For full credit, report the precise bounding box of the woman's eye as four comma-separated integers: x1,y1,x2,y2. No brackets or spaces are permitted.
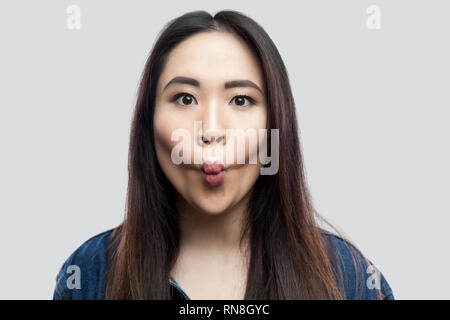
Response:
230,95,255,107
174,93,197,106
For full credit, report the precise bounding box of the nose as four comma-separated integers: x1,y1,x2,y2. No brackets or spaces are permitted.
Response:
198,98,226,146
201,134,225,145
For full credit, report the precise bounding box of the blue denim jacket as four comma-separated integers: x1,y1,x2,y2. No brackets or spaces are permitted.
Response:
52,228,394,300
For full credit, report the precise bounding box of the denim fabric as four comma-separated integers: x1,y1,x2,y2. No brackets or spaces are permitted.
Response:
52,228,394,300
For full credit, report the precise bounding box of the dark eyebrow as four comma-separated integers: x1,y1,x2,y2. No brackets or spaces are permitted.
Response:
164,76,200,90
163,76,263,94
225,80,263,94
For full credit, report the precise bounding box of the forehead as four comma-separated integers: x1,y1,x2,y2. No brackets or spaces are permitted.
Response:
157,31,264,89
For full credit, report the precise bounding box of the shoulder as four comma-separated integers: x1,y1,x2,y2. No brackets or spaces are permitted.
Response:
52,228,116,300
320,229,394,300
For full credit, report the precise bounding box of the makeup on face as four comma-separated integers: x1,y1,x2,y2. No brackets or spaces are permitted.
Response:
153,31,267,215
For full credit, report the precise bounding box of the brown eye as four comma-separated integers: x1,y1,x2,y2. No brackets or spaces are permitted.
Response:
175,93,197,106
230,95,254,107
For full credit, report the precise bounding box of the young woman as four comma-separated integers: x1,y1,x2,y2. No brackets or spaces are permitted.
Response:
53,10,394,300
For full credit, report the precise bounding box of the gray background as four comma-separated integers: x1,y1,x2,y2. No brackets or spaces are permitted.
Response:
0,0,448,299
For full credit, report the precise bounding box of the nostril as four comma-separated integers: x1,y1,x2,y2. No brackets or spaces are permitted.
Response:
201,134,225,144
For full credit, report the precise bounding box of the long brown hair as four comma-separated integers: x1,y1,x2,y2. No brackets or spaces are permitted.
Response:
105,10,376,300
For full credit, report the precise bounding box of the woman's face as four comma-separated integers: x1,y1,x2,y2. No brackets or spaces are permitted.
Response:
154,31,267,215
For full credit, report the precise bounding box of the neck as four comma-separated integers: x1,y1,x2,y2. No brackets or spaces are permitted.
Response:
175,192,252,254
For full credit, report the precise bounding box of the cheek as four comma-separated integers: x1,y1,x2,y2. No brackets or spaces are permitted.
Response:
226,107,268,165
154,119,175,169
154,106,192,161
154,107,203,204
153,109,187,186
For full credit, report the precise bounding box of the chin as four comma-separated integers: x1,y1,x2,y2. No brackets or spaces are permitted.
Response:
191,196,233,216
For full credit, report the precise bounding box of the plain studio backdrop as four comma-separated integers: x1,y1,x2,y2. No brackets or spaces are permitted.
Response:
0,0,448,299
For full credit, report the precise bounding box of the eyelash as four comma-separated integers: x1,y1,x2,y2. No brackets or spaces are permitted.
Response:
171,92,256,108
